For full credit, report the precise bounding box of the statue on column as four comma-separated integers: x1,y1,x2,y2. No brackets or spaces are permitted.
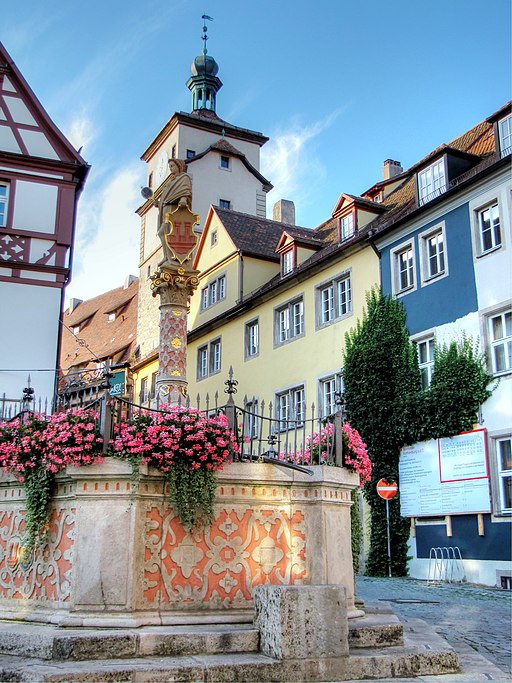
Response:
157,159,194,268
150,158,200,405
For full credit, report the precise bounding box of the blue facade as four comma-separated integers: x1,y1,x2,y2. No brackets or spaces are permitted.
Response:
379,203,478,335
416,515,512,561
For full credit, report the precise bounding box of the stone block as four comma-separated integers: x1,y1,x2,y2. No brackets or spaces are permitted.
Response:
254,584,349,660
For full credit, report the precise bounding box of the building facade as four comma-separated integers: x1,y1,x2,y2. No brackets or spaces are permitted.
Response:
374,103,511,586
0,43,88,415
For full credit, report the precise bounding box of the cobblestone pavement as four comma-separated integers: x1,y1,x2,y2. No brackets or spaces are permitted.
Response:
356,575,512,677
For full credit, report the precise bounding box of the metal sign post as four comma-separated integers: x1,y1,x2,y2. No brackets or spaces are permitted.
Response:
376,478,398,577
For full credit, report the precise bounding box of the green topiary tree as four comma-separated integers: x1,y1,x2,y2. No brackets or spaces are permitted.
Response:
343,289,421,576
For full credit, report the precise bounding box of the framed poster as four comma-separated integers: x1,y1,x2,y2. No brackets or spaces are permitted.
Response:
399,429,490,517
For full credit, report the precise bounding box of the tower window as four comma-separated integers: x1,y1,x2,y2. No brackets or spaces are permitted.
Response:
220,156,230,169
186,149,196,159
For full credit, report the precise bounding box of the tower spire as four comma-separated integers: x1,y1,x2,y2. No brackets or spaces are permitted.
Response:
187,14,223,114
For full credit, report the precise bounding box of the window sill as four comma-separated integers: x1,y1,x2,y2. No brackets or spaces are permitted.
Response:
422,271,446,284
476,245,503,259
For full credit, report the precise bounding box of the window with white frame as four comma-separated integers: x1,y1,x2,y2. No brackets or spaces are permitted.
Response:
488,310,512,375
275,297,304,344
498,115,512,157
276,386,305,429
200,275,226,310
244,399,259,439
478,203,501,254
210,339,221,374
211,230,218,247
340,213,355,241
392,243,415,294
496,436,512,513
420,225,446,282
418,158,446,206
281,249,294,275
319,372,344,418
245,319,259,359
317,273,352,326
197,339,222,379
0,182,9,227
417,337,435,389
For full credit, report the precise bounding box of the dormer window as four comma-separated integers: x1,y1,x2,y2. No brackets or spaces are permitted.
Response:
108,312,116,322
340,213,355,241
282,249,295,276
418,158,446,206
498,114,512,157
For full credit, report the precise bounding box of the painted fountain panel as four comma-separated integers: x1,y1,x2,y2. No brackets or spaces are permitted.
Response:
0,460,359,625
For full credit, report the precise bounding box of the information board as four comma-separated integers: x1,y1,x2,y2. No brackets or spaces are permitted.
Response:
399,429,490,517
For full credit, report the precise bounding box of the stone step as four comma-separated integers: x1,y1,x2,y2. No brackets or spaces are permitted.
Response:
348,612,404,648
0,622,259,661
0,624,459,682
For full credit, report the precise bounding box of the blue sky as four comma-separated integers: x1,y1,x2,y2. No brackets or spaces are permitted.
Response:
3,0,511,302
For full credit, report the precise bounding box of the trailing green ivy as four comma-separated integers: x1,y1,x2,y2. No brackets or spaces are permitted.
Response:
343,289,495,577
350,489,363,575
418,337,493,440
343,289,419,576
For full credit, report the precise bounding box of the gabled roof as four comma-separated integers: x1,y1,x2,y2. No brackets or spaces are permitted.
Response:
141,110,269,161
276,227,323,253
60,278,138,370
216,207,319,260
332,193,387,218
366,116,501,238
187,138,273,191
0,42,87,175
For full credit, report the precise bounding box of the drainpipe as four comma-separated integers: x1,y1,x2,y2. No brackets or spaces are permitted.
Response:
367,231,382,290
238,250,244,303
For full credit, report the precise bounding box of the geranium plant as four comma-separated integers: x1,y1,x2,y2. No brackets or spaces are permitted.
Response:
304,421,372,483
0,408,103,557
111,405,238,530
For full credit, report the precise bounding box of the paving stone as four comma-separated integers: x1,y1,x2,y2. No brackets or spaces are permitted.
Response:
357,575,512,678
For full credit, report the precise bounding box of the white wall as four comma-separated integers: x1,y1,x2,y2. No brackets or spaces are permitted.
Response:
0,282,61,409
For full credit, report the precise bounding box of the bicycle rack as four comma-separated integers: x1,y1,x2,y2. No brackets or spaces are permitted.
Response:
427,546,466,584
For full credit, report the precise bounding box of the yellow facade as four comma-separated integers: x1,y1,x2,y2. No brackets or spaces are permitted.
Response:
187,237,379,411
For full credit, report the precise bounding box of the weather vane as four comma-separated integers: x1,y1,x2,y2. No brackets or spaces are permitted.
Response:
201,13,213,54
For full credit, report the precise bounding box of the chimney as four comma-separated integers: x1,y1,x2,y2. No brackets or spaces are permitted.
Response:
68,298,83,314
382,159,403,180
273,199,295,225
124,274,138,289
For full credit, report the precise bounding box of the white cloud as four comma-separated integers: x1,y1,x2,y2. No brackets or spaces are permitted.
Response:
65,163,144,304
261,109,344,225
62,110,97,155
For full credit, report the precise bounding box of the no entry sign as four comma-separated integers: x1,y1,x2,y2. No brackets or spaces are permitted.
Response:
377,479,398,500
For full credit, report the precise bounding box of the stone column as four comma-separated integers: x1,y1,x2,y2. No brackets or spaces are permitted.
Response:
150,267,199,405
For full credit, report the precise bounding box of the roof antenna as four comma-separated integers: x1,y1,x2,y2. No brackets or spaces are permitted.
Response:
201,13,214,55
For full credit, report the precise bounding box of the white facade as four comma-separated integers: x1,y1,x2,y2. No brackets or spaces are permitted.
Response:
0,42,88,415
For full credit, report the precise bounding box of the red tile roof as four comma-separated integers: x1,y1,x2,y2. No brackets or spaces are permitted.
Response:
60,278,138,372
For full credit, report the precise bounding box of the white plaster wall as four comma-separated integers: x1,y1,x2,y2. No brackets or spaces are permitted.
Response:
0,282,61,406
189,156,263,231
12,181,58,233
178,125,261,170
469,177,512,311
